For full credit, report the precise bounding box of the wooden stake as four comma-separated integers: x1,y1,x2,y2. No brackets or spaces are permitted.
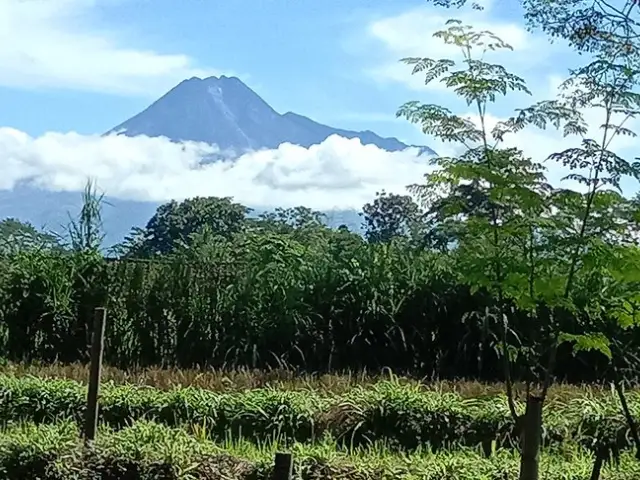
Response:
84,307,106,442
273,452,293,480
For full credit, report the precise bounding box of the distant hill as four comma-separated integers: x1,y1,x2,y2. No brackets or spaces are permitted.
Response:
107,75,435,155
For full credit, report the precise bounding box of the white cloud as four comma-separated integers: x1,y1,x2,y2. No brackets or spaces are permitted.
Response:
421,74,640,194
0,129,431,210
0,0,220,96
3,90,639,217
364,2,573,93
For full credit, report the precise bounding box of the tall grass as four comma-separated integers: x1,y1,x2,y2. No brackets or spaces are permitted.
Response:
0,182,626,380
0,239,624,381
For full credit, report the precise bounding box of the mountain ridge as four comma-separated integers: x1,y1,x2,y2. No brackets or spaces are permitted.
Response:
107,75,435,156
1,75,434,246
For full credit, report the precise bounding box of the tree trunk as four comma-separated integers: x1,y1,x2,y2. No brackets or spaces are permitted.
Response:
589,448,605,480
613,373,640,460
518,394,543,480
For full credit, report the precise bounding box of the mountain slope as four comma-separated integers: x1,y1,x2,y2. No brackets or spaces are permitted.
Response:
108,75,435,155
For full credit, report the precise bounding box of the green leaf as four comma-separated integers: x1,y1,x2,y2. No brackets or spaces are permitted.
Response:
557,333,612,360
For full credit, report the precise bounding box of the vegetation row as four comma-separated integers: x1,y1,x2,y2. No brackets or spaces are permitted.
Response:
0,361,619,397
1,375,638,454
0,247,623,382
1,420,639,480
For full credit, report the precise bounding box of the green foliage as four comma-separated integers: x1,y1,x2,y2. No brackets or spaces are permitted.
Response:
0,419,637,480
396,14,640,394
0,235,470,372
2,375,640,456
256,206,327,232
0,248,107,363
361,191,423,245
395,18,640,477
2,215,640,379
66,179,107,252
122,196,251,257
523,0,640,59
0,219,60,255
557,333,612,360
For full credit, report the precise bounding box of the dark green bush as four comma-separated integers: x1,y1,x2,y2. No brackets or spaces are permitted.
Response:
0,245,621,383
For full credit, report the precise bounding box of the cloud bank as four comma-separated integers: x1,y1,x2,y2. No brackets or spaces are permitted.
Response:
0,128,431,211
3,96,639,215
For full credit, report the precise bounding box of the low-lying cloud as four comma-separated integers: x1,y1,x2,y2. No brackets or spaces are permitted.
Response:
4,90,639,214
0,128,431,210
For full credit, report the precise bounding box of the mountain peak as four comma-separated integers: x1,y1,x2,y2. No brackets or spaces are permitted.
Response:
182,75,243,84
107,77,435,155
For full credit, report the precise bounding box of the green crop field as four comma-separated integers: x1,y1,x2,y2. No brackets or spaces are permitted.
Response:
1,420,639,480
0,367,636,479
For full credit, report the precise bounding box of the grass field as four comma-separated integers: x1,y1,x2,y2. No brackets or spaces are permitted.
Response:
0,361,628,397
0,363,638,479
3,420,640,480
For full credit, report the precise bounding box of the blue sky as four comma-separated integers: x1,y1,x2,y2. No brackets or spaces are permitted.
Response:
0,0,559,140
0,0,424,139
0,0,638,210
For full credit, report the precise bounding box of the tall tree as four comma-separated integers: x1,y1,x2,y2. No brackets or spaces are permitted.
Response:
121,196,251,257
361,190,423,244
542,4,640,467
396,20,587,480
467,0,640,471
